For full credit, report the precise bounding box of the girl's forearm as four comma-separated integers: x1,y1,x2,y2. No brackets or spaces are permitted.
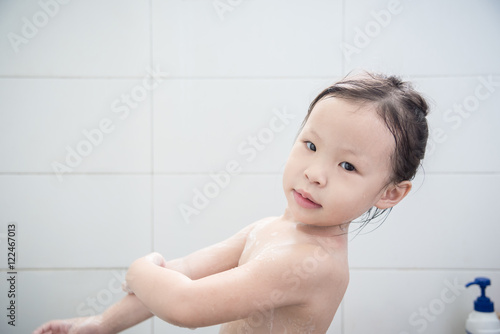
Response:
89,257,191,334
126,258,192,325
98,293,153,334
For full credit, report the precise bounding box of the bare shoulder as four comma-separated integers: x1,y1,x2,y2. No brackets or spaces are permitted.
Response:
249,216,280,229
283,241,348,284
254,240,348,294
225,216,278,242
238,216,280,241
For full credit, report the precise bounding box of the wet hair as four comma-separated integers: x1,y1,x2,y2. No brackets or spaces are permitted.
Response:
301,70,430,235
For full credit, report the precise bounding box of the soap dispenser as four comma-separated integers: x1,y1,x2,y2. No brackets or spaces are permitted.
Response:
465,277,500,334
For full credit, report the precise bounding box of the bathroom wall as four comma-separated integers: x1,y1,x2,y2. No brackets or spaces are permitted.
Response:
1,0,499,333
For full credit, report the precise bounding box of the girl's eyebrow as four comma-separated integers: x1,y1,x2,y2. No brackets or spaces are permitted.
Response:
305,127,363,160
303,128,321,141
312,129,362,158
338,147,360,158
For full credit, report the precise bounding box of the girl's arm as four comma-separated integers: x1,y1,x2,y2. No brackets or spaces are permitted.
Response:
106,222,257,330
126,243,335,329
95,293,153,333
33,222,257,334
166,221,257,280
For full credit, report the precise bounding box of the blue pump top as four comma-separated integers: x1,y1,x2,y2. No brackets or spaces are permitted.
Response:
466,277,495,313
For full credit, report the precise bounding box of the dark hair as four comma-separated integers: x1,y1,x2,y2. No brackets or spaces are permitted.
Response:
302,71,430,235
303,70,429,184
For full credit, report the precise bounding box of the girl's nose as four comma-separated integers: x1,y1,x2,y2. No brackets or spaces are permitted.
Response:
304,166,327,187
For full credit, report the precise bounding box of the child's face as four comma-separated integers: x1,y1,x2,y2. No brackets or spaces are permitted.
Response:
282,97,396,227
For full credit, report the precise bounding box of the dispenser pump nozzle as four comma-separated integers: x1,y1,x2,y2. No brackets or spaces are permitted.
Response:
466,277,495,313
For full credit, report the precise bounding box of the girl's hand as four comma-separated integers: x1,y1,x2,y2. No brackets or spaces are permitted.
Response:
121,280,134,294
144,252,167,267
123,252,167,294
32,315,103,334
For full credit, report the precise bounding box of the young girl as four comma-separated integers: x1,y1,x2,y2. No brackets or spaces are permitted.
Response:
33,71,429,334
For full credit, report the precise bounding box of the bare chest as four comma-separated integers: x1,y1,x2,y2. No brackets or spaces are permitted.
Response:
219,311,324,334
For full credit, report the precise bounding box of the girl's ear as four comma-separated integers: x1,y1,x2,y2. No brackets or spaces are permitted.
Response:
375,181,412,210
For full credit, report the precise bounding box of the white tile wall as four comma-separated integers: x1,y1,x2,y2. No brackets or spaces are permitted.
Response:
0,0,150,77
344,0,500,76
0,175,151,268
0,78,152,174
1,0,499,333
152,0,343,77
348,174,500,269
418,76,500,173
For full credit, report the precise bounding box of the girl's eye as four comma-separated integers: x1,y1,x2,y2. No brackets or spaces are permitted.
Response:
340,161,356,172
306,141,316,152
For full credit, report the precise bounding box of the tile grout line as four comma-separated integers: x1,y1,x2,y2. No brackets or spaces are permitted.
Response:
149,1,155,333
150,0,155,258
340,0,346,78
0,267,128,272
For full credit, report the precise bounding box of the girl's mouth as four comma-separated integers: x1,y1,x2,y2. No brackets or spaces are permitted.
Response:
293,189,322,209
